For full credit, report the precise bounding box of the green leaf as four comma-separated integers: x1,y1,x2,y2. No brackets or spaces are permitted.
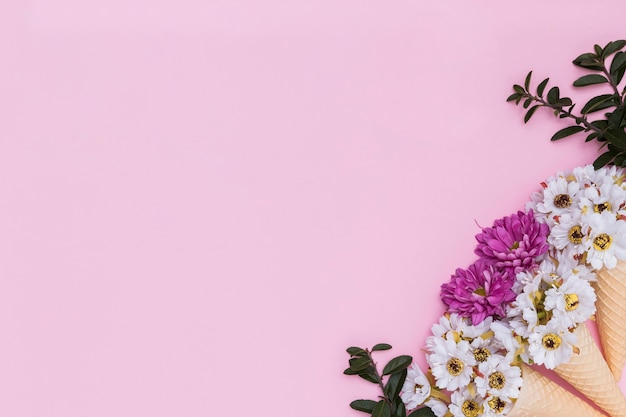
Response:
347,347,367,356
350,357,373,371
573,52,597,64
524,105,540,123
611,51,626,71
523,97,533,109
551,126,585,141
608,108,625,128
573,74,608,86
594,44,604,56
358,372,380,384
408,407,436,417
513,84,525,94
575,59,604,71
506,93,522,102
547,86,559,104
614,153,626,166
351,399,378,413
393,399,406,417
372,400,391,417
581,94,616,114
372,343,392,351
524,71,532,90
384,369,407,399
382,355,413,375
536,78,549,97
586,132,599,142
604,40,626,56
555,97,573,107
593,150,617,169
605,129,626,148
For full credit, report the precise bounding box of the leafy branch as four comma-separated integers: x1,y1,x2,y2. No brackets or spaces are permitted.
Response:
508,40,626,169
344,344,434,417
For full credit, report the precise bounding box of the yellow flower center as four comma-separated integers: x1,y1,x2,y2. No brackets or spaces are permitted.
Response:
564,293,580,311
593,233,612,251
446,357,464,376
542,333,562,350
554,194,573,208
488,397,506,414
594,202,612,213
568,225,584,244
473,347,491,363
461,400,481,417
489,371,506,390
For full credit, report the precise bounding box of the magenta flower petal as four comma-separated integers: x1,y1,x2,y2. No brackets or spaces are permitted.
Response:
474,210,549,276
440,261,516,325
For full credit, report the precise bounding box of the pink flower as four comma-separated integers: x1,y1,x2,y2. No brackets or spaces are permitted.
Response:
474,210,549,276
440,262,516,325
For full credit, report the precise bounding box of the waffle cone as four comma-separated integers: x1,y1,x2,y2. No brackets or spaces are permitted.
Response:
554,323,626,417
594,261,626,380
509,363,606,417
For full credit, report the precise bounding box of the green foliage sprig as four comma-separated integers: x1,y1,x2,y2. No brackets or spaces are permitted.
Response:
508,40,626,169
344,344,434,417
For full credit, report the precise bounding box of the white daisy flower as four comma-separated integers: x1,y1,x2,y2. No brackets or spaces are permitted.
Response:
573,165,600,186
469,334,502,365
527,323,576,369
431,313,467,338
426,333,476,391
425,398,450,417
449,389,484,417
580,182,626,217
544,276,596,328
548,213,588,254
584,211,626,269
490,321,520,355
462,316,493,339
550,248,596,282
400,364,431,410
474,357,523,399
483,395,513,416
535,177,582,218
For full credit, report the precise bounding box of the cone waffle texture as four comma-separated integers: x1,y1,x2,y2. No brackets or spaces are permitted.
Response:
509,363,606,417
554,323,626,417
595,260,626,380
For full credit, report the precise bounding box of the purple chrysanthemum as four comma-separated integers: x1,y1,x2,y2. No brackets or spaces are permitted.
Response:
440,261,516,325
474,210,549,276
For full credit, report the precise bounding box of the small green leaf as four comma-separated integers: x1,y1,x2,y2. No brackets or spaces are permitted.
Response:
593,150,617,169
350,357,373,371
573,52,597,63
513,84,525,94
358,372,379,384
611,51,626,74
408,407,436,417
372,343,392,352
555,97,573,107
574,59,604,71
524,105,540,123
581,94,616,114
604,40,626,57
547,86,559,104
536,78,549,97
524,71,532,90
614,154,626,166
384,369,407,399
523,97,533,109
573,74,608,87
551,126,585,141
382,355,413,376
605,129,626,148
347,347,367,356
594,44,603,56
372,400,391,417
351,399,377,413
393,399,406,417
506,93,522,102
586,132,599,142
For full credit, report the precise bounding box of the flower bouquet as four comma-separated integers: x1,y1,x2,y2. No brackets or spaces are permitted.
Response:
345,40,626,417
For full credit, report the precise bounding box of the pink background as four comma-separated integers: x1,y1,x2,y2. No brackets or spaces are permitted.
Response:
2,1,626,416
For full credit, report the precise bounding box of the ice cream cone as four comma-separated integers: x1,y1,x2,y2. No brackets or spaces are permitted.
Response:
594,261,626,380
509,363,606,417
554,323,626,417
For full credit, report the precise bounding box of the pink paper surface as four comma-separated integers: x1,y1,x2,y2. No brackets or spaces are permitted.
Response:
2,1,626,416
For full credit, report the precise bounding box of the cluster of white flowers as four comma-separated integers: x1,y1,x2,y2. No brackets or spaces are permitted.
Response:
527,164,626,270
505,256,596,369
397,165,626,417
403,314,523,417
